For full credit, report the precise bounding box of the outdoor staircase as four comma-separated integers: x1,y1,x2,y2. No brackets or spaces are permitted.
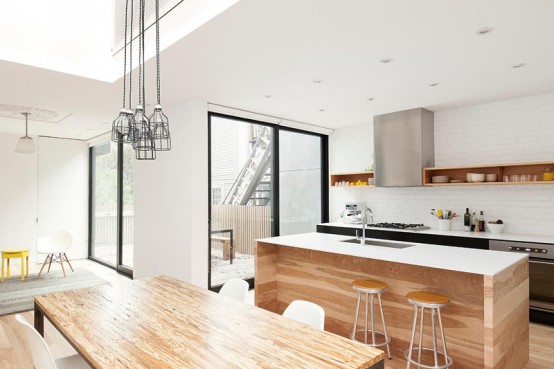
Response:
223,127,272,206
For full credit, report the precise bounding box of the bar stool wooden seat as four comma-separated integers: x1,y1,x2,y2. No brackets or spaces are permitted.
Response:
351,278,391,359
405,290,453,369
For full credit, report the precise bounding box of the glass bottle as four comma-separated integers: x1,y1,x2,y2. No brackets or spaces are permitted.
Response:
479,211,485,232
464,208,471,232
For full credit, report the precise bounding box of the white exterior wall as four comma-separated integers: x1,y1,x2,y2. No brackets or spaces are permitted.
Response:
330,93,554,236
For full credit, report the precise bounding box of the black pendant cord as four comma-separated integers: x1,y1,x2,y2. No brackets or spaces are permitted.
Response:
137,0,142,108
128,0,134,109
121,0,129,108
155,0,161,105
141,0,147,108
24,113,29,137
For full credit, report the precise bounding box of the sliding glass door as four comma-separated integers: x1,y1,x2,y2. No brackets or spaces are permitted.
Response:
279,129,324,235
90,142,118,266
89,141,133,276
208,113,328,289
209,115,274,288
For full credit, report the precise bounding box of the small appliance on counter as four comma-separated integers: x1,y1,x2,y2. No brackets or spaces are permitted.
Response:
340,202,366,224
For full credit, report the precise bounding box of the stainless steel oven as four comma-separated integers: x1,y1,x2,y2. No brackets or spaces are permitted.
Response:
490,240,554,325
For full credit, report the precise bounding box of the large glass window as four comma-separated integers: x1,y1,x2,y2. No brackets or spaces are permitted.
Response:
121,144,134,268
279,130,323,235
208,113,328,289
209,116,274,288
90,142,118,266
90,141,134,276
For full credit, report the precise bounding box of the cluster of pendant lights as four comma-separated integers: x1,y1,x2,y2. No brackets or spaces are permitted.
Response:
111,0,171,160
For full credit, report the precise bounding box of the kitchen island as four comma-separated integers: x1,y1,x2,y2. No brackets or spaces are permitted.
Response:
255,233,529,369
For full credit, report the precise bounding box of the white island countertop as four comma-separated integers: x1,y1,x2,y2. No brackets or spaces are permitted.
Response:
258,232,527,276
319,222,554,244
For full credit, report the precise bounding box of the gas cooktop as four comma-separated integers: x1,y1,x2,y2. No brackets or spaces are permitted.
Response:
367,223,431,231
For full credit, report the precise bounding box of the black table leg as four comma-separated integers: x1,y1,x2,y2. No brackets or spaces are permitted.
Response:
34,303,44,336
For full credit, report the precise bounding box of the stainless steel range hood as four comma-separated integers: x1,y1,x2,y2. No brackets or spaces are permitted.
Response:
373,108,434,187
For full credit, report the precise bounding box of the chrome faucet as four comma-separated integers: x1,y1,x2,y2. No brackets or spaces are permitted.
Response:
356,208,373,245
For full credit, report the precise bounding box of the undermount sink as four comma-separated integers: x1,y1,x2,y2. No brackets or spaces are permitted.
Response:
342,238,414,249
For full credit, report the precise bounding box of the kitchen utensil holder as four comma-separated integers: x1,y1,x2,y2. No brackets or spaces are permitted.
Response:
438,219,451,231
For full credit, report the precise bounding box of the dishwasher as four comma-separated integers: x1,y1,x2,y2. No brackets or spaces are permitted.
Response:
490,240,554,325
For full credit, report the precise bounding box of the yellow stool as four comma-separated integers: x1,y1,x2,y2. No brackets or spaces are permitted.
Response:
1,249,30,282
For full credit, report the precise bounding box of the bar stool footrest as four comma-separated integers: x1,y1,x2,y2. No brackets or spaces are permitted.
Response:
352,330,391,348
404,347,453,369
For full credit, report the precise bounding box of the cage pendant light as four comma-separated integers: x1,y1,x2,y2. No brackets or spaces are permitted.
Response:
149,0,171,151
132,0,156,160
111,0,169,159
111,0,134,144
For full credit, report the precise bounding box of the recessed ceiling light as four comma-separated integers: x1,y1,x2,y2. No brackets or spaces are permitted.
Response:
512,63,527,69
264,94,272,99
318,108,325,112
476,27,495,36
429,82,440,87
367,97,374,101
313,79,324,84
380,58,393,64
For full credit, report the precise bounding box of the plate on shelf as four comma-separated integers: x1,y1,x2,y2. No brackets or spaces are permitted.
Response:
450,179,466,183
431,176,450,183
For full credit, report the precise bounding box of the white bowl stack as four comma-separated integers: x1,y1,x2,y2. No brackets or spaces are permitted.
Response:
431,176,450,183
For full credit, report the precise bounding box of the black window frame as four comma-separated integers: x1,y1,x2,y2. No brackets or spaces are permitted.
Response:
88,141,133,278
207,112,329,290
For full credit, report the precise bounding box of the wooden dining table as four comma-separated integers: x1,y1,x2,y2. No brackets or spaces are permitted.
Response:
34,275,384,369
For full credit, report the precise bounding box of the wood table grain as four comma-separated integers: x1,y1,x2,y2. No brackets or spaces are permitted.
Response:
34,275,384,369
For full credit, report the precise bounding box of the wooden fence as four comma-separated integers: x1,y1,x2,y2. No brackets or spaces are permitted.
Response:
92,205,134,247
211,205,271,255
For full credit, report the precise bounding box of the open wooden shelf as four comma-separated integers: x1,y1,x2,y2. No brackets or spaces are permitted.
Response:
423,161,554,186
331,171,374,187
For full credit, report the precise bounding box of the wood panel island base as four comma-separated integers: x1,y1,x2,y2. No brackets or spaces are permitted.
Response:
255,233,529,369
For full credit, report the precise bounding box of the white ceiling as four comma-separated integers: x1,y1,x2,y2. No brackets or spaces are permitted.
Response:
1,0,554,140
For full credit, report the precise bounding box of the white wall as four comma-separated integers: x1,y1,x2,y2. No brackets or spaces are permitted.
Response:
330,92,554,236
38,137,89,260
133,99,208,286
0,134,38,261
0,134,89,265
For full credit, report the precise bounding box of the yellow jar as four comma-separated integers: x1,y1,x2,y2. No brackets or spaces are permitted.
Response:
544,172,554,181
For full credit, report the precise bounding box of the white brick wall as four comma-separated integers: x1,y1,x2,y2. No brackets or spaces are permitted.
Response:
329,93,554,236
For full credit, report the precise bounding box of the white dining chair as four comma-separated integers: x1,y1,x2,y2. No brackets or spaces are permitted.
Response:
15,314,91,369
37,230,74,277
218,278,249,302
283,300,325,330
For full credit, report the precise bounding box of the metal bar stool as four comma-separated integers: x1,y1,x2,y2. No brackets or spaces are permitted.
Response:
404,291,453,369
351,279,391,359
